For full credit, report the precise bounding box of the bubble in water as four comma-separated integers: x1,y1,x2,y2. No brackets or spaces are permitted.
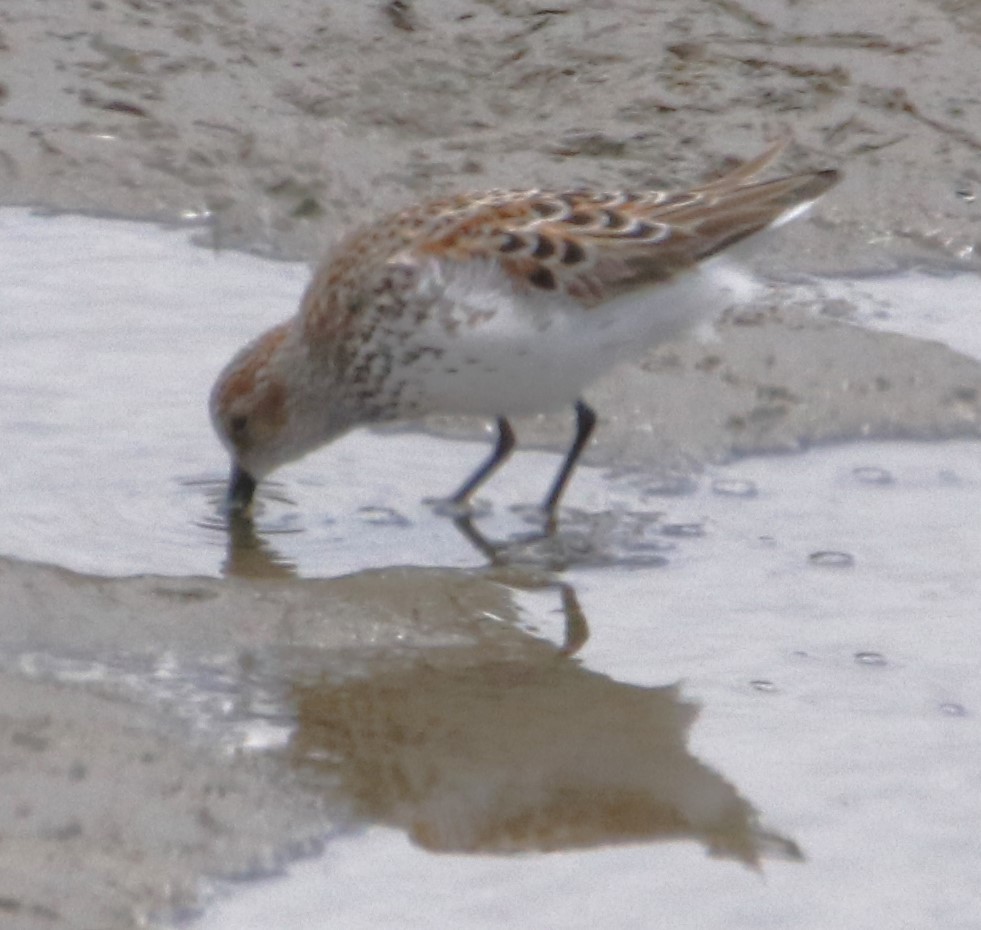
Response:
809,550,855,568
750,679,777,693
357,506,411,527
711,478,758,498
954,182,976,203
939,702,967,717
854,651,887,666
852,466,894,486
179,207,214,222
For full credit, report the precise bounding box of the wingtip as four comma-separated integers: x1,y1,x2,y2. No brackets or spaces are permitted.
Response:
797,167,842,202
766,168,839,230
703,135,841,196
699,135,792,191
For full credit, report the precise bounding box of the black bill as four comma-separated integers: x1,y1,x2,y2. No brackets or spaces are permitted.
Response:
227,463,258,511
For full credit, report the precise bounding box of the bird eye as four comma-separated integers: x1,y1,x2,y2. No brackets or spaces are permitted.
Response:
229,415,248,435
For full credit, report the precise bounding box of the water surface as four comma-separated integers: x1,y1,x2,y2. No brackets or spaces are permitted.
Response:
1,210,979,929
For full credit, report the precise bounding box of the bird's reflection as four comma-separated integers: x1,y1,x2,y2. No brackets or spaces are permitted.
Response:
217,507,800,864
289,654,799,862
223,510,298,580
222,509,591,654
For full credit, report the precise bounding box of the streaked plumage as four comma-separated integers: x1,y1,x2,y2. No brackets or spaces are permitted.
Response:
211,141,838,522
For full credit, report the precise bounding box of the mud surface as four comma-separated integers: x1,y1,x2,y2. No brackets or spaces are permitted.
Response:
1,1,980,927
3,0,980,266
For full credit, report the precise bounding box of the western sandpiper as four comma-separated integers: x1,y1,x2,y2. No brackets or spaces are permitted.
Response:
211,140,837,525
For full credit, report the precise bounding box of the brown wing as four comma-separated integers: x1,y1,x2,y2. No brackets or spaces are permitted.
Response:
410,142,838,306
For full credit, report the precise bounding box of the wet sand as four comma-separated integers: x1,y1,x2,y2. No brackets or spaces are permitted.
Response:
1,1,981,927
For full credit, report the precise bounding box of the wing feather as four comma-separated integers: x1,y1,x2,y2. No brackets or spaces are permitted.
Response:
386,142,838,306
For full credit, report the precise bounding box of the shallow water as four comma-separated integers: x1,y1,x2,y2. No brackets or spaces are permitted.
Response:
2,210,980,928
193,436,981,930
3,208,980,577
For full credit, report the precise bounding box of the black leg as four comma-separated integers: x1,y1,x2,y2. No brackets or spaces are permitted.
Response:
542,399,596,527
450,417,516,507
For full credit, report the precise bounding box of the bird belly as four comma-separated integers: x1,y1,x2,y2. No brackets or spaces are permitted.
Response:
391,255,757,418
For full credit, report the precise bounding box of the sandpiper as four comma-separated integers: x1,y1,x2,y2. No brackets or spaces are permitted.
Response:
211,140,837,525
